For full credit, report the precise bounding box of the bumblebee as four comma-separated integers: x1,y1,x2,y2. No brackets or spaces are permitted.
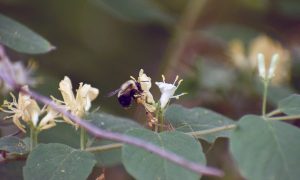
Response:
108,79,143,108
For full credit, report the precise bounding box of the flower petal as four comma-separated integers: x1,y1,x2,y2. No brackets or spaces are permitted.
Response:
59,76,76,108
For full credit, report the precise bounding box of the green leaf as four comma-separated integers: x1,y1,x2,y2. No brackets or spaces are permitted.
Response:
88,112,142,133
0,136,28,155
165,104,235,143
87,112,142,166
122,129,206,180
278,94,300,115
230,115,300,180
39,123,80,148
0,14,54,54
91,0,174,24
23,143,96,180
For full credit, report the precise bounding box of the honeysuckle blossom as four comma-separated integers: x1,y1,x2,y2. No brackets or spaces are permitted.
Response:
155,75,187,109
133,69,156,112
257,53,279,80
58,76,99,126
228,35,290,85
1,86,59,132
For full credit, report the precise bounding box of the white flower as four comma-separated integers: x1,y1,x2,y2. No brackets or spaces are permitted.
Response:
257,53,279,80
155,75,187,109
1,86,58,132
58,76,99,126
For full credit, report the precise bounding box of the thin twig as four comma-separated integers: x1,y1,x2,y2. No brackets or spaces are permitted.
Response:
85,143,123,153
85,123,237,153
25,89,223,177
0,67,223,177
266,109,282,117
161,0,207,78
266,115,300,121
187,124,237,137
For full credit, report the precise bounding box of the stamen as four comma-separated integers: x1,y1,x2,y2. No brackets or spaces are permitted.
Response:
172,92,188,99
173,75,179,85
162,75,166,83
177,79,183,87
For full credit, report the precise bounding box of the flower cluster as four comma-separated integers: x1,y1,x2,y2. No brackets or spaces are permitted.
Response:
1,77,99,132
128,69,186,127
130,69,186,112
228,35,290,85
1,86,59,132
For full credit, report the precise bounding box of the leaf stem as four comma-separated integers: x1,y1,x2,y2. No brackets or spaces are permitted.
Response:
86,124,238,153
187,124,237,137
85,143,123,153
30,126,38,151
266,109,282,117
262,80,269,117
266,115,300,121
80,127,86,150
20,89,224,177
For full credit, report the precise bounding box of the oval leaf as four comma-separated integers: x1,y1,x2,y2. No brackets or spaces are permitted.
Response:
122,129,206,180
165,104,235,143
278,94,300,115
91,0,174,24
88,112,142,133
0,136,28,155
0,14,55,54
87,112,142,166
230,115,300,180
23,143,96,180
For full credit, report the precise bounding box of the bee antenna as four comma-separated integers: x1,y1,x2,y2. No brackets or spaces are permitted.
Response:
106,89,120,97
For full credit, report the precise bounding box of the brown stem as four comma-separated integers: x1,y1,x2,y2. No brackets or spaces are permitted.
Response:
23,89,223,177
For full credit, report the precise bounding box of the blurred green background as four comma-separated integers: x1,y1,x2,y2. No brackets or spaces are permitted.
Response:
1,0,300,116
1,0,300,179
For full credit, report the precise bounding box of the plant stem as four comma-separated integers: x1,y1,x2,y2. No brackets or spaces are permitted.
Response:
80,127,86,150
266,109,282,117
0,55,224,176
30,126,38,151
161,0,206,78
85,124,238,153
154,108,159,132
266,115,300,121
159,110,164,132
16,87,224,177
262,80,269,116
85,143,123,153
187,124,237,137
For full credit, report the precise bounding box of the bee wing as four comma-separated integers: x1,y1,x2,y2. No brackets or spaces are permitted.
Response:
106,88,120,97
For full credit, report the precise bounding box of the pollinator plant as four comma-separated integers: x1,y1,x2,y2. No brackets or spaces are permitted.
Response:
0,12,300,180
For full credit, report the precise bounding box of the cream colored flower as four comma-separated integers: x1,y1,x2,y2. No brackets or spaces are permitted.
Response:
1,86,58,132
58,76,99,126
228,35,290,85
134,69,156,112
155,75,187,109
